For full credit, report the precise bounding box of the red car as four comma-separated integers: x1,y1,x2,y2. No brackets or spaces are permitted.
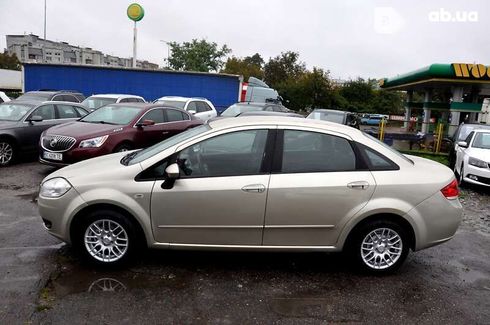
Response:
39,103,202,166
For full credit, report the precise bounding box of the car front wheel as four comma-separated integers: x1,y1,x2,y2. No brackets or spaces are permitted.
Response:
349,220,409,274
0,139,15,166
74,210,140,266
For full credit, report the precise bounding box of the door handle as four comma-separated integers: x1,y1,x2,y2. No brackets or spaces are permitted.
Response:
347,181,370,190
241,184,266,193
162,131,169,135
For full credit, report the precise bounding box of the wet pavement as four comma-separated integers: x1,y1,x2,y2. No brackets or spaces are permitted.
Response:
0,162,489,324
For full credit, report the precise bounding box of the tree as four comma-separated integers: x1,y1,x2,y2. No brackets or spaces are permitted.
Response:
167,39,231,72
263,51,306,88
0,51,21,70
222,53,264,80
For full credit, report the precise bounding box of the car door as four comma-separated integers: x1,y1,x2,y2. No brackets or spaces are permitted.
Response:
196,101,216,119
150,127,273,245
19,104,58,151
133,108,166,147
161,108,193,138
263,128,375,246
455,131,474,174
185,101,201,118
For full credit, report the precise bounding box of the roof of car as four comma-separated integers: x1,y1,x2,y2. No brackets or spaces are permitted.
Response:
155,96,208,102
87,94,143,99
208,115,360,135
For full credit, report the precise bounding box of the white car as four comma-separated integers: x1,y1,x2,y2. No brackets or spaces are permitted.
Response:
0,91,10,103
154,96,217,120
82,94,146,111
454,129,490,187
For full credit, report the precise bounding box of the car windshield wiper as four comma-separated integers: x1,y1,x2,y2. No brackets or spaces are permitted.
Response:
83,120,118,125
120,150,140,166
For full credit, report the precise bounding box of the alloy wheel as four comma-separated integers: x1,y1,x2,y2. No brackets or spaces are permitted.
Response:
0,141,13,165
84,219,129,263
360,227,403,270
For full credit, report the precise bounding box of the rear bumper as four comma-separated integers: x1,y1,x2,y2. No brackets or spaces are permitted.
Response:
405,191,463,251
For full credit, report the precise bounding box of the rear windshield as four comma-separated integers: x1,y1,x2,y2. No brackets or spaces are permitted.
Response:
82,97,117,110
154,100,186,109
221,104,265,117
307,111,345,124
363,132,414,164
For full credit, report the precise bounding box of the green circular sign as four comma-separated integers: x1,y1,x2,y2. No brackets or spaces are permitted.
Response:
127,3,144,22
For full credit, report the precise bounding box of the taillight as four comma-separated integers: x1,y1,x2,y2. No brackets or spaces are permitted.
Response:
441,179,459,200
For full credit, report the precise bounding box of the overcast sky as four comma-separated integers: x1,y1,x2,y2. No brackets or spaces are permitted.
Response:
0,0,488,80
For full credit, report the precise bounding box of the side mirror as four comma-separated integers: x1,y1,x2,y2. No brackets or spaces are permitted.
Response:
457,141,468,148
161,163,180,190
27,115,43,123
165,163,180,179
135,119,155,128
188,109,196,115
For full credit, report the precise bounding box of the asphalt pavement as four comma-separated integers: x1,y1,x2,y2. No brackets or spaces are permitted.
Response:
0,162,489,324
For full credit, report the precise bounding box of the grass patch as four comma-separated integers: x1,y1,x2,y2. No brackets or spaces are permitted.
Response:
400,150,449,166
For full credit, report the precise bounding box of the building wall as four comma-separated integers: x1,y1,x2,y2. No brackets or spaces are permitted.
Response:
23,64,240,112
6,34,158,70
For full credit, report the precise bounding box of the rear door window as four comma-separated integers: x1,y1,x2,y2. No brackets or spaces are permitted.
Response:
56,104,79,119
166,109,187,122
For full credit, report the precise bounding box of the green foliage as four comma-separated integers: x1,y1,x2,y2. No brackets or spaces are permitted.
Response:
222,53,264,80
0,51,21,70
167,39,231,72
263,51,306,88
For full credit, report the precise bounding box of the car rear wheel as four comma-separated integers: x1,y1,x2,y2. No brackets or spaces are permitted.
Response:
349,219,409,274
74,210,140,266
0,140,15,166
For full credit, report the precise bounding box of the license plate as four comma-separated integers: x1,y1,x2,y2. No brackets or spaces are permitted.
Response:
43,151,62,161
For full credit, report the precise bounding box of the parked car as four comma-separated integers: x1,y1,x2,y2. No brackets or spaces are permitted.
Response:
38,116,462,273
220,102,290,117
453,129,490,187
307,109,360,129
361,114,385,125
0,101,89,166
39,103,202,166
81,94,146,111
448,123,490,169
17,90,85,103
153,96,217,120
0,91,10,103
241,77,281,103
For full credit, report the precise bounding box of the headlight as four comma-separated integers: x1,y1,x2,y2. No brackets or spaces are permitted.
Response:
468,157,488,168
40,177,72,198
79,135,108,148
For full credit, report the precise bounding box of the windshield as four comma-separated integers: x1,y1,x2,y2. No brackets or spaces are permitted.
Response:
0,103,33,121
80,105,141,125
307,111,345,124
127,124,211,165
458,124,490,141
17,92,52,101
363,132,414,164
82,97,117,110
221,104,264,117
154,100,186,109
472,132,490,149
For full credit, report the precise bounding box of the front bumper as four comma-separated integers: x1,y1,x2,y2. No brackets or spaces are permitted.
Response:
463,164,490,187
40,146,113,166
38,187,87,244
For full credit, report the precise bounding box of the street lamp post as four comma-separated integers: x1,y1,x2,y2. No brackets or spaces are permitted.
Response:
160,40,171,68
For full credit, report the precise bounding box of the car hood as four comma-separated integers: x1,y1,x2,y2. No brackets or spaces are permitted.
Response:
43,151,142,185
466,148,490,161
45,121,126,139
0,120,20,130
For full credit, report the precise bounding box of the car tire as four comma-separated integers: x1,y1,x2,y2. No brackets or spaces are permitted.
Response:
73,209,141,267
348,219,409,274
458,165,465,187
114,143,133,153
0,139,16,166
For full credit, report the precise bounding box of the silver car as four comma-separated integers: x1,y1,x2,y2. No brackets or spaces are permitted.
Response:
38,116,463,273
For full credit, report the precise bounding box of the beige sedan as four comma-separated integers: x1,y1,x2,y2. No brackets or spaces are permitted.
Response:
38,116,462,273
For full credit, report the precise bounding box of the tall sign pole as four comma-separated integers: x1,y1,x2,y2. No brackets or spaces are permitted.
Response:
127,3,144,68
44,0,47,40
